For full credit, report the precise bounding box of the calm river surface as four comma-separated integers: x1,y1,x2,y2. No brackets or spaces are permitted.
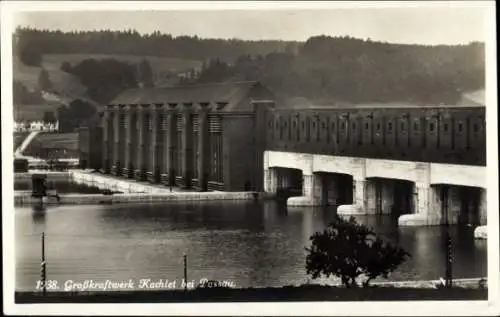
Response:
15,201,487,291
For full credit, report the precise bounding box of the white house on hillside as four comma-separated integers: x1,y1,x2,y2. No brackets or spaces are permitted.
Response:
14,120,59,132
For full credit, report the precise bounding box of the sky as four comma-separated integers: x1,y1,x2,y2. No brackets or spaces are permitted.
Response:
10,2,491,45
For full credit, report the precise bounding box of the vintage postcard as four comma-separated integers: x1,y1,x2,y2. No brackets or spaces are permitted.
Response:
1,1,498,315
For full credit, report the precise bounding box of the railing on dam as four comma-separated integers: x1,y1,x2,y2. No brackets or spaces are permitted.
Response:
265,105,486,166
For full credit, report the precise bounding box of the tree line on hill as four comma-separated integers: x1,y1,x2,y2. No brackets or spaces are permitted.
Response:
61,58,139,104
15,28,485,110
14,27,298,64
193,36,485,104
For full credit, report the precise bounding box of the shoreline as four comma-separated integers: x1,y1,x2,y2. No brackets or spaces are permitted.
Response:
15,278,488,303
15,281,488,303
14,170,274,205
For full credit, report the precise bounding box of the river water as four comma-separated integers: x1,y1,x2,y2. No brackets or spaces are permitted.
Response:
15,201,487,291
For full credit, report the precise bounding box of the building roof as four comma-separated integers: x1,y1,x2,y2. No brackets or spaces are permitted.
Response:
280,94,486,110
110,81,271,112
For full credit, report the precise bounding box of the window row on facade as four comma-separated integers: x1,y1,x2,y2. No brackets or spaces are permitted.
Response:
266,107,486,165
102,108,224,190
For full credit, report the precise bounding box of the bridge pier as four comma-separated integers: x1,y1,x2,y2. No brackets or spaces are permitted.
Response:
354,179,367,212
365,178,397,214
399,184,487,226
479,188,487,225
398,185,435,226
264,168,278,194
287,173,322,206
265,151,486,226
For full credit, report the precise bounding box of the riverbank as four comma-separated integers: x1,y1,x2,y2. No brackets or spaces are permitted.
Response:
15,284,488,303
14,191,268,205
14,170,273,205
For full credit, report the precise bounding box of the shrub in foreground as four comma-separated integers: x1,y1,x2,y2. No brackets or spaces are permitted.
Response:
306,216,410,288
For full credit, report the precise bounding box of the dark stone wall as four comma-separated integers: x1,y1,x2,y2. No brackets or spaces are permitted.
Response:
78,126,103,170
266,107,486,166
223,115,256,191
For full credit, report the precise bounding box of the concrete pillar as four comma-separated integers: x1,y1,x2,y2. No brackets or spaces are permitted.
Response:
148,104,161,183
117,105,126,176
324,177,340,206
381,181,394,214
302,174,315,198
278,171,293,189
447,186,461,225
312,174,323,204
415,184,430,216
399,184,441,226
337,176,369,215
474,187,488,238
123,106,136,178
111,106,120,175
354,179,367,211
108,111,115,173
479,188,487,225
134,105,147,181
365,180,377,214
197,103,210,191
164,104,177,186
287,173,321,206
264,168,278,193
181,103,193,188
429,185,442,222
100,109,110,173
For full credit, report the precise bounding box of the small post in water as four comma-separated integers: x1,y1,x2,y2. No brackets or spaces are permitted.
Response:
441,185,453,288
183,253,188,292
41,232,46,295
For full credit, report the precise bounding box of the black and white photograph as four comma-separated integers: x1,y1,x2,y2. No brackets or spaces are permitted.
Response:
2,1,498,315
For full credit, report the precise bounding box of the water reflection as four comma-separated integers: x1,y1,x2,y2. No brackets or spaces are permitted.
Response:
31,205,46,224
15,181,102,194
15,201,486,291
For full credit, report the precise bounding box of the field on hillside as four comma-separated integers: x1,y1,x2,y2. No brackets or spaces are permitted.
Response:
14,132,30,150
13,53,203,121
23,132,79,159
13,57,88,99
43,54,203,82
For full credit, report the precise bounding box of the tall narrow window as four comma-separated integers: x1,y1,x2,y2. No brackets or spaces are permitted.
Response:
119,114,126,164
176,114,183,175
306,118,310,142
192,114,199,179
157,114,165,174
209,114,222,185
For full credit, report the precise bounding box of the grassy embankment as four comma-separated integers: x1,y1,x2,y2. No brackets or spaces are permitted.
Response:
14,54,202,159
13,132,30,150
22,132,79,159
14,53,202,120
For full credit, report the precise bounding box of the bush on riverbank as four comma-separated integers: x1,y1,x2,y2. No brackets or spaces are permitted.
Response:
306,216,410,288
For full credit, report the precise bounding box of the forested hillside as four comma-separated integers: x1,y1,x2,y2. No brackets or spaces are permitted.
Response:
14,27,299,62
14,28,485,106
194,36,485,104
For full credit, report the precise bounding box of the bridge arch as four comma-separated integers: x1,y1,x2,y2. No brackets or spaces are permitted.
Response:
265,151,313,175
